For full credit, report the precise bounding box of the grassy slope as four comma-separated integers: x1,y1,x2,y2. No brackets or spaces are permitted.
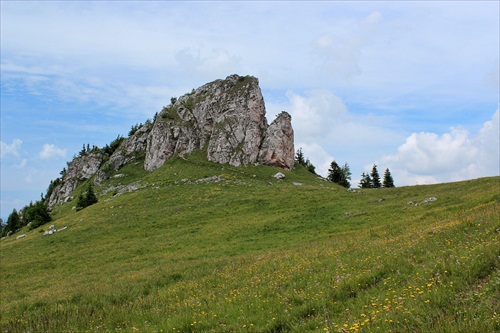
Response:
0,155,499,333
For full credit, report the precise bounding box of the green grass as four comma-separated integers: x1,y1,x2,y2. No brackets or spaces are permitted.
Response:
1,155,499,332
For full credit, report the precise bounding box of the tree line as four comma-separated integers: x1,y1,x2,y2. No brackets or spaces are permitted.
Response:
295,148,395,189
1,196,52,237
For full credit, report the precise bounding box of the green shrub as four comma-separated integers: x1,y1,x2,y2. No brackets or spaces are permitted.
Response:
76,184,98,211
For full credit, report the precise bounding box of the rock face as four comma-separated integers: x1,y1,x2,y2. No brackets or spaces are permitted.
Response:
109,122,152,170
47,152,104,206
94,121,153,184
144,74,294,171
259,112,295,169
47,74,295,207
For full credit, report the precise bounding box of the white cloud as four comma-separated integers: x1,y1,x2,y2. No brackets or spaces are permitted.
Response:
313,11,383,81
381,109,499,185
39,144,67,160
285,90,403,178
0,139,22,158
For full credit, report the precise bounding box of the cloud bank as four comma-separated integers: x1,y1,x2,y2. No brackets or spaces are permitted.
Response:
381,109,499,185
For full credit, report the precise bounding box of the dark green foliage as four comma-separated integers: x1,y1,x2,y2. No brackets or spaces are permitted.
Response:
295,148,306,165
1,200,52,235
328,161,351,188
328,161,342,184
79,144,87,156
383,168,395,188
128,123,143,136
295,148,316,174
76,184,98,211
305,159,316,174
339,163,351,188
371,164,382,188
170,97,177,105
79,143,99,157
359,172,372,188
23,200,52,230
101,135,125,156
2,209,21,236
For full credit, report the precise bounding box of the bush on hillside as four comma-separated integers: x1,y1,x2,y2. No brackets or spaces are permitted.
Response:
76,184,98,211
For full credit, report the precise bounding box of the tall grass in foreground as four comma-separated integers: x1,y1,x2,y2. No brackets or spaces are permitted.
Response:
0,158,498,332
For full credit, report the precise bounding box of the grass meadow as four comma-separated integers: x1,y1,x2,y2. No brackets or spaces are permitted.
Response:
1,155,499,332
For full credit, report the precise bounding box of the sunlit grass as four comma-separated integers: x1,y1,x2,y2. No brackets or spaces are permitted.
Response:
1,156,498,332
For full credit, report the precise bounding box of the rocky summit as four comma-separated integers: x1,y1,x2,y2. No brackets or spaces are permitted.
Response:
145,74,294,171
47,74,294,207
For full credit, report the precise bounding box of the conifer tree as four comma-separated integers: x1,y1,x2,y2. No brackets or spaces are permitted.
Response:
328,161,351,188
305,158,316,174
359,172,372,188
23,200,52,229
4,209,21,235
371,164,381,188
340,163,352,188
383,168,395,188
77,184,98,211
295,148,305,166
327,160,342,184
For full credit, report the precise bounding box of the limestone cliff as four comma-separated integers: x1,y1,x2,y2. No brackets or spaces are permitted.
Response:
47,74,295,207
47,152,103,206
145,74,294,171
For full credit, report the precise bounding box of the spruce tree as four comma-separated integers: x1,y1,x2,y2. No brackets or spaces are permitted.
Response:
371,164,381,188
77,184,98,211
85,184,98,206
295,148,306,166
359,172,372,188
340,163,352,188
5,209,21,235
305,158,316,174
327,160,342,184
383,168,395,188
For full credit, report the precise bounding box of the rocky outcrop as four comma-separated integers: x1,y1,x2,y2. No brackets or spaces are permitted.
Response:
47,152,104,206
47,74,295,207
109,122,152,170
94,121,153,184
259,112,294,169
145,74,294,171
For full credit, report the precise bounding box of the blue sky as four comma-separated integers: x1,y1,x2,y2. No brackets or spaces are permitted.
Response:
1,1,499,220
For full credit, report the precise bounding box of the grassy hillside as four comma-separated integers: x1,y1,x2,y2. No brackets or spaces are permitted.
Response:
1,155,499,332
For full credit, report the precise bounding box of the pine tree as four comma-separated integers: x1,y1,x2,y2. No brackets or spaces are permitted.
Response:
383,168,395,188
85,184,98,206
359,172,372,188
79,144,87,156
339,163,351,188
5,209,21,235
305,158,316,174
77,184,98,211
371,164,381,188
327,161,351,188
295,148,306,166
327,160,342,184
